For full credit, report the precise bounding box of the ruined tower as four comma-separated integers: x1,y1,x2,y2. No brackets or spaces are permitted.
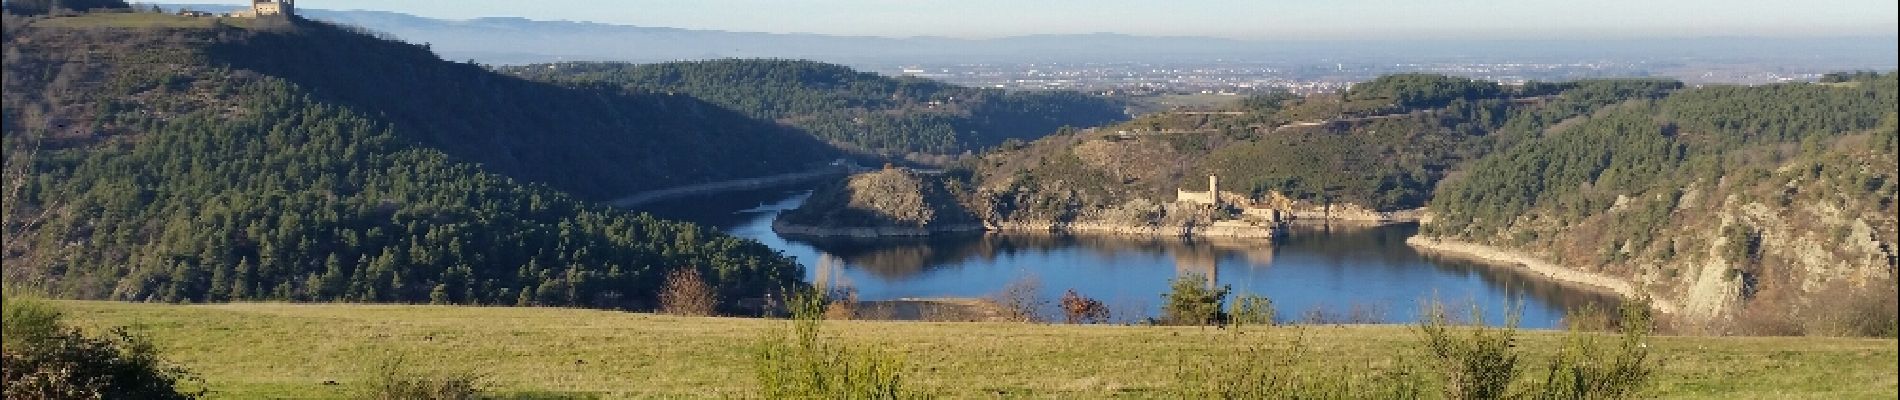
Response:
251,0,294,17
1208,175,1219,208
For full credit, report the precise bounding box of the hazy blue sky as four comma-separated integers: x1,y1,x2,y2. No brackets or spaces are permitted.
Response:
234,0,1895,39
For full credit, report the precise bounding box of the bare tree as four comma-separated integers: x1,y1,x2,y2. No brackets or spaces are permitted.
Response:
987,274,1047,323
657,267,717,317
2,145,60,289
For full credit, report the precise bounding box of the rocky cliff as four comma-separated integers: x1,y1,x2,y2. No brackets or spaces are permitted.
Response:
1421,76,1899,336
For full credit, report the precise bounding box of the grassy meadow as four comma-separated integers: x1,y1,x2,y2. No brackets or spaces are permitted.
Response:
49,301,1898,399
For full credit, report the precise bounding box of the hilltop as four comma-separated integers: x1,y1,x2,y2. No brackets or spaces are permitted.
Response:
1,12,826,308
502,59,1127,157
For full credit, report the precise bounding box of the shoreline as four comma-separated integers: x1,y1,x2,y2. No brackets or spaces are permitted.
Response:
772,219,1281,239
1404,236,1680,314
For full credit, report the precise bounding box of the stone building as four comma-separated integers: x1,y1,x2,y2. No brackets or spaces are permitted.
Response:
247,0,293,17
1176,175,1287,223
1175,175,1222,207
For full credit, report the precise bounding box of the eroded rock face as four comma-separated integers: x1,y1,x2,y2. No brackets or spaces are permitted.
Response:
846,169,937,226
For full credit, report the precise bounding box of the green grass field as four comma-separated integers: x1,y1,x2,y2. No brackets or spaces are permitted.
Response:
54,301,1898,399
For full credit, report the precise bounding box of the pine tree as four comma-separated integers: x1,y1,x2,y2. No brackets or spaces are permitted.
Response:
429,284,449,305
230,257,257,300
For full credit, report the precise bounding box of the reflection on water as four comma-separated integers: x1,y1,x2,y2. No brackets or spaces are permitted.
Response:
652,189,1619,328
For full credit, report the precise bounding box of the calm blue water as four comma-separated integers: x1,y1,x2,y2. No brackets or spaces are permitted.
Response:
663,189,1617,328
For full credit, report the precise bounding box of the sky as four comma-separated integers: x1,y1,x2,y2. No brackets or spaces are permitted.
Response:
225,0,1897,40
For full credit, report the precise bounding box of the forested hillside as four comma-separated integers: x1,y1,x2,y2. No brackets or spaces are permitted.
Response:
926,75,1681,226
502,60,1128,156
1424,73,1899,334
1,13,808,309
1196,77,1682,210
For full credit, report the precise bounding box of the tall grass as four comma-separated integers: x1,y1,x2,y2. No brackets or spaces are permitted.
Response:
1180,298,1660,399
1226,293,1276,329
1520,300,1657,399
1172,328,1426,399
1417,302,1522,399
1415,299,1660,400
753,288,924,399
360,355,486,400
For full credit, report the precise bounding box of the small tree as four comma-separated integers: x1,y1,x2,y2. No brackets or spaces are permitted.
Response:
1160,273,1229,326
988,275,1047,322
658,267,718,317
1059,289,1110,324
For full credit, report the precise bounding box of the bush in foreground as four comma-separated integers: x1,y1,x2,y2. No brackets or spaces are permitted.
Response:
1417,300,1660,399
1,294,202,399
1160,273,1229,326
753,288,924,399
1173,330,1426,399
360,355,486,400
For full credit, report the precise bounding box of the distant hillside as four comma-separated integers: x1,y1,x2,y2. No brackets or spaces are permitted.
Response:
501,60,1127,156
946,75,1680,220
1424,73,1899,334
1,12,818,309
775,74,1682,234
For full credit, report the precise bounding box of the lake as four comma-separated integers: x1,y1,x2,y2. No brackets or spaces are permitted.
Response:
649,189,1619,328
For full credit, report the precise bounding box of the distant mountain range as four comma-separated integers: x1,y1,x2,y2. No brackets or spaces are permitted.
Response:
161,4,1898,67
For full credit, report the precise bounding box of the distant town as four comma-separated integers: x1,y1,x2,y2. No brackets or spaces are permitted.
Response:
876,60,1840,95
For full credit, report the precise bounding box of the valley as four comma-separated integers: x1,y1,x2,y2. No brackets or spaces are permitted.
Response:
1,4,1895,399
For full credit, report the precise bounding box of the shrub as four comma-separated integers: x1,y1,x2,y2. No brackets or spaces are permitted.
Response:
1173,329,1425,398
1160,273,1229,326
2,294,62,350
1801,276,1899,338
1559,303,1616,333
1416,302,1521,400
361,355,485,400
823,285,858,321
1415,300,1661,399
1299,302,1389,325
753,288,924,399
1522,300,1659,400
1227,294,1275,329
988,275,1047,322
658,267,718,317
1059,289,1110,324
1,294,203,399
